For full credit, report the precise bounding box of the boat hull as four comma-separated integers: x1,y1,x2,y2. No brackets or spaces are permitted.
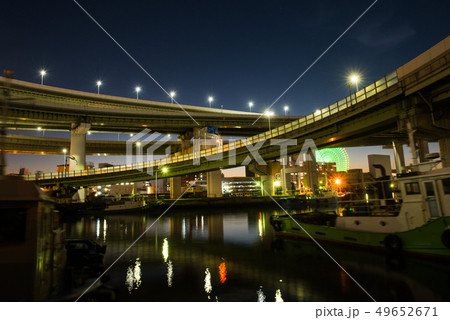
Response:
270,214,450,258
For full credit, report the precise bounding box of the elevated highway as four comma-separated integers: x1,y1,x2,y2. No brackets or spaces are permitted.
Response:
2,134,181,156
0,77,297,137
22,36,450,188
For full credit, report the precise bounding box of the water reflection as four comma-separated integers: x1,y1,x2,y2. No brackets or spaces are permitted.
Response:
204,268,212,298
162,238,169,262
125,258,142,293
167,260,173,287
219,260,227,284
257,286,266,302
62,208,450,302
275,289,284,302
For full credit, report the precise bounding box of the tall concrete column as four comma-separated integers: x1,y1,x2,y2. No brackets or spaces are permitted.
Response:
392,141,405,174
280,167,291,195
439,137,450,168
170,176,182,199
70,123,91,171
70,123,90,203
261,175,274,196
417,139,429,162
206,170,222,198
303,160,318,193
178,130,193,154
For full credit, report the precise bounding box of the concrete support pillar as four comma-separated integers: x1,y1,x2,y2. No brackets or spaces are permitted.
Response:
304,159,318,194
280,167,291,196
392,141,405,174
439,137,450,168
261,175,274,196
178,130,193,154
206,170,222,198
170,176,182,199
417,139,429,162
70,123,90,203
70,123,91,171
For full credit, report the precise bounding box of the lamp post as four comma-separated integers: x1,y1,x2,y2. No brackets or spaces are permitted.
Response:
62,148,67,177
135,86,141,99
170,91,176,104
96,81,102,94
40,70,46,85
265,110,274,130
348,74,360,104
335,178,341,193
284,105,289,116
155,167,168,200
208,96,214,108
248,101,254,112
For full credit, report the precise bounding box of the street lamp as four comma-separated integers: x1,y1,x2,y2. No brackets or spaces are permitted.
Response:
96,80,102,94
170,91,176,103
135,86,141,99
264,110,274,130
155,167,168,200
284,105,289,116
335,178,342,193
208,96,214,108
248,101,254,112
40,70,46,85
348,73,360,97
62,148,67,177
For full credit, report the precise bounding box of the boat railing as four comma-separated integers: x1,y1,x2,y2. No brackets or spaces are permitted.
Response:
336,199,401,217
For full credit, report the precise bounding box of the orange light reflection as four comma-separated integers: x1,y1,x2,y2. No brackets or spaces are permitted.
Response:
219,261,227,284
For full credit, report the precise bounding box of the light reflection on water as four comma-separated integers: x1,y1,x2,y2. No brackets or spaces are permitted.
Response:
125,258,142,293
63,207,450,302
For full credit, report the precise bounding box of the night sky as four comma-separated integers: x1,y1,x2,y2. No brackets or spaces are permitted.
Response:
2,0,448,174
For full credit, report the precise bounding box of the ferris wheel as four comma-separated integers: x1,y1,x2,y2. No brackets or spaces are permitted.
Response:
315,148,349,172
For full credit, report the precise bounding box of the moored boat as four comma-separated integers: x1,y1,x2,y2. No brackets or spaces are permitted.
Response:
270,166,450,259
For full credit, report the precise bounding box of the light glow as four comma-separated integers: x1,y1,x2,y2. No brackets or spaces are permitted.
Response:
275,289,284,302
204,268,212,294
125,258,142,292
219,261,227,284
162,238,169,262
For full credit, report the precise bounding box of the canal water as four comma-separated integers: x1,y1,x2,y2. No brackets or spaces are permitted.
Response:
64,206,450,302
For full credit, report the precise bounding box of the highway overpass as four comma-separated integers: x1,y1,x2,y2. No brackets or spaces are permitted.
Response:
21,36,450,190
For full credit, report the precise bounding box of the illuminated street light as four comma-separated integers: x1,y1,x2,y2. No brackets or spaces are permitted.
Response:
348,73,360,97
96,80,102,94
335,178,342,193
284,105,289,116
39,70,46,85
63,148,67,176
208,96,214,108
155,167,168,200
350,74,360,91
135,86,141,99
169,91,176,103
249,101,254,112
264,110,274,130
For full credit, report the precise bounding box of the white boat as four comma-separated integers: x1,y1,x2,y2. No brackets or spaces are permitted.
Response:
270,164,450,258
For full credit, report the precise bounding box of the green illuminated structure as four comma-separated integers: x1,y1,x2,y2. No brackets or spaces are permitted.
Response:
316,148,349,172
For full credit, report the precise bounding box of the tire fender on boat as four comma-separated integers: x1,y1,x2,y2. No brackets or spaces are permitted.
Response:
441,229,450,249
384,234,403,251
